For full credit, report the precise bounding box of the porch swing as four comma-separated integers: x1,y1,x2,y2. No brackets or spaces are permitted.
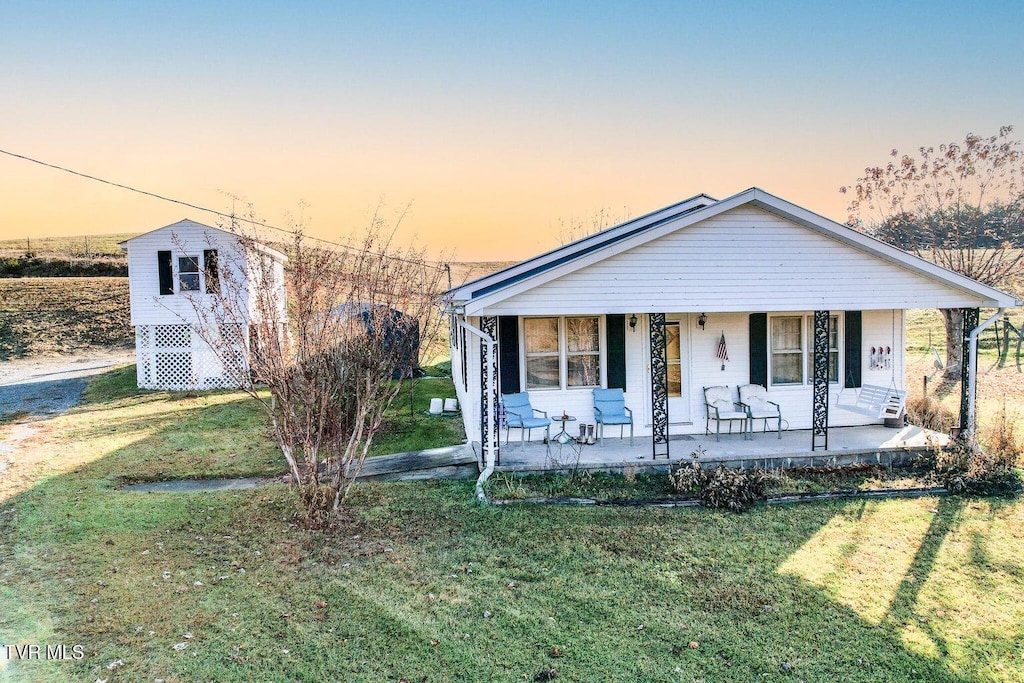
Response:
835,310,907,421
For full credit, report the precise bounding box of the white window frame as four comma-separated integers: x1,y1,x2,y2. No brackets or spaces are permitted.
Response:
768,313,843,388
521,315,605,391
177,254,201,293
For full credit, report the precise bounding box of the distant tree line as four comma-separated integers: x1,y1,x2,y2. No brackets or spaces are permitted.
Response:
0,256,127,277
872,204,1024,251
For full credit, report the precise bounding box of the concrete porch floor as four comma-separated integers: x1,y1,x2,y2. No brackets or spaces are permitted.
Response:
487,425,948,473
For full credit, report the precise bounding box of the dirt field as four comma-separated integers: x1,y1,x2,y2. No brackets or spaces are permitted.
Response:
0,277,132,360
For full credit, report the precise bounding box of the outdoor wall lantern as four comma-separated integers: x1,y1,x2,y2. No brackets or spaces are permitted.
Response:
628,313,638,332
697,313,707,330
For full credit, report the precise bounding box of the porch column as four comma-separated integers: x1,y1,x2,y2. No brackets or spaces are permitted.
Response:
811,310,830,451
959,307,979,440
649,313,670,459
480,316,500,465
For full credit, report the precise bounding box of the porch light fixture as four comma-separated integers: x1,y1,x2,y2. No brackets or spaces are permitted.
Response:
628,314,637,332
697,313,707,330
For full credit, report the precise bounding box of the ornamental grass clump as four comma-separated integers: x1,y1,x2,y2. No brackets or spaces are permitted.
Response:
929,411,1022,497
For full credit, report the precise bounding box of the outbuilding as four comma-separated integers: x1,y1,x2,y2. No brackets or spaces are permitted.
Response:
120,219,287,390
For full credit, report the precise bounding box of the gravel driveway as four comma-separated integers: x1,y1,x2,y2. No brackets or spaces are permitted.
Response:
0,350,135,419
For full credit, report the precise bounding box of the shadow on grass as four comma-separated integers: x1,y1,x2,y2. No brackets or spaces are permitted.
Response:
1,367,1020,682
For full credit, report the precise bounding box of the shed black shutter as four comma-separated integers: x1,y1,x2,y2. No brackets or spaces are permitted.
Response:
157,250,173,295
844,310,862,388
606,314,626,390
749,313,767,386
497,316,520,395
203,249,219,294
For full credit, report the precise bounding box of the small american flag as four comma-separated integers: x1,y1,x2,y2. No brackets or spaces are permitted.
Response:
716,332,729,370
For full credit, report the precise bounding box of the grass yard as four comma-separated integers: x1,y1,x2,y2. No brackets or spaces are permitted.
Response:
1,367,1023,681
0,277,132,360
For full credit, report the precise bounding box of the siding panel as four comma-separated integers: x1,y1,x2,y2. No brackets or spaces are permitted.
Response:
481,207,985,315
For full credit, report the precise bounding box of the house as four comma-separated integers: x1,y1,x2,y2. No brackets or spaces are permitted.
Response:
444,188,1019,467
120,219,287,390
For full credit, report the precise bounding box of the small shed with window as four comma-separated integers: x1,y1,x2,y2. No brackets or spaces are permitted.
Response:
120,219,287,390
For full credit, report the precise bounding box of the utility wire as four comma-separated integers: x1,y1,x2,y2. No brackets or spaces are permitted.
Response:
0,147,448,272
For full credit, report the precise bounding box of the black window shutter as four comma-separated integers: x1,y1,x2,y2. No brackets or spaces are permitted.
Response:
844,310,862,388
157,250,173,295
606,314,626,390
498,316,520,395
204,249,219,294
749,313,767,386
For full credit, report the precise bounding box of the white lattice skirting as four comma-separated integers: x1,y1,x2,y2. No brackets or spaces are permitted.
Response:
135,324,246,391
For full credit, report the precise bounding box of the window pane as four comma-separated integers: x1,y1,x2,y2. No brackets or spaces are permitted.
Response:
566,317,599,352
178,256,199,273
567,354,599,387
666,323,680,362
178,273,200,291
667,364,682,397
524,318,558,353
772,353,803,384
526,357,559,389
771,317,802,352
829,316,839,351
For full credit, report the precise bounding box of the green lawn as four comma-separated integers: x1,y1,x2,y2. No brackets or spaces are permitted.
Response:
1,367,1022,681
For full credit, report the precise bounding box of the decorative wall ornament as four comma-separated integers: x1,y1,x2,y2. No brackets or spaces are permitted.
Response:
715,332,729,371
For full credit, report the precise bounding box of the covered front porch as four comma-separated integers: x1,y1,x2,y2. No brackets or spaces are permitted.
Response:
480,424,947,473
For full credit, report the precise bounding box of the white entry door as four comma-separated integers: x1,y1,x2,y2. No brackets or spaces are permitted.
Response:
666,316,691,423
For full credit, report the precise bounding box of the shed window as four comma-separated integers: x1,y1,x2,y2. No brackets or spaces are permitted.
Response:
178,256,200,292
523,316,603,390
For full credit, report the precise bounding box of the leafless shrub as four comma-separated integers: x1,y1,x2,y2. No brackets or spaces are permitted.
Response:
904,395,957,433
188,210,447,524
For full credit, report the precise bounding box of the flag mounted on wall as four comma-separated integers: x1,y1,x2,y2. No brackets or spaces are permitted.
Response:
716,332,729,371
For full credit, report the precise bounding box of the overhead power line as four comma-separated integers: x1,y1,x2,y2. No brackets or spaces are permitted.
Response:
0,147,447,272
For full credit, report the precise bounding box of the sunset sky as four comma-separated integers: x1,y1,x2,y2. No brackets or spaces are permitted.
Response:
2,1,1022,260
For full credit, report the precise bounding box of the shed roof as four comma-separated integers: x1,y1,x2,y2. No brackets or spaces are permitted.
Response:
119,219,288,262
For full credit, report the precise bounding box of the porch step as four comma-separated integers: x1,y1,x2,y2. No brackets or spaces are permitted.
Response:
358,444,478,481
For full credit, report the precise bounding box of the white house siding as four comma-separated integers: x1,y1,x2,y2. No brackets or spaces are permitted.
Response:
479,207,987,316
458,308,907,446
125,222,250,327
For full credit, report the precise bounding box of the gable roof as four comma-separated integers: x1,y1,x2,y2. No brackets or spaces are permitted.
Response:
119,219,287,262
447,187,1019,312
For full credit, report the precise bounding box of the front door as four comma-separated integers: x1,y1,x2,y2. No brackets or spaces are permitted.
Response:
666,316,691,423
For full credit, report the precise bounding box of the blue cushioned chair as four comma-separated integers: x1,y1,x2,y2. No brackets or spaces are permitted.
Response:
593,388,633,446
502,392,551,450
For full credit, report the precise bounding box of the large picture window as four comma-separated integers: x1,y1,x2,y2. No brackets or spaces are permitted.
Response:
770,314,840,386
523,316,603,390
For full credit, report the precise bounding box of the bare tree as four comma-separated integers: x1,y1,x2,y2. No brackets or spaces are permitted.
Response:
555,205,632,245
188,212,447,524
842,126,1024,378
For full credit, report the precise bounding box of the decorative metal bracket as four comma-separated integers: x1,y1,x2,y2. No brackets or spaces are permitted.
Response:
649,313,670,459
811,310,830,451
